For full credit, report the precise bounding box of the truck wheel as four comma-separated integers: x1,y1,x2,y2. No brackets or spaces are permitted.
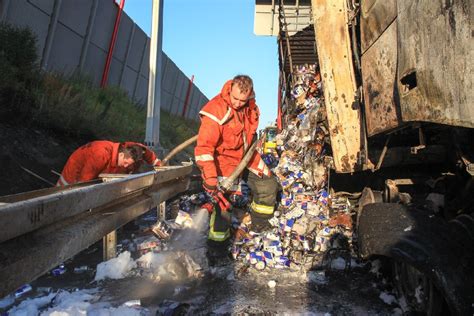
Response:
358,203,474,315
392,259,447,315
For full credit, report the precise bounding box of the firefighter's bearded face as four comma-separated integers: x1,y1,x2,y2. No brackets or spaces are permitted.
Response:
230,85,251,110
118,152,135,168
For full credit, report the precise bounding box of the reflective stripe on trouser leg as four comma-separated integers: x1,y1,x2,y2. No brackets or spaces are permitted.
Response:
251,200,274,215
208,206,230,242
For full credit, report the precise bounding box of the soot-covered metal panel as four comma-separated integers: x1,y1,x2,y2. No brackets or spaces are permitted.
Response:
397,0,473,128
361,21,402,136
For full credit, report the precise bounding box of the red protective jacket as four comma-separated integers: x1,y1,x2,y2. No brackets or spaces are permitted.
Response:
195,80,270,189
57,141,159,186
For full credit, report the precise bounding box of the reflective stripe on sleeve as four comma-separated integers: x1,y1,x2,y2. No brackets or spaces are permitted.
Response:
195,154,215,162
199,107,232,125
57,175,69,186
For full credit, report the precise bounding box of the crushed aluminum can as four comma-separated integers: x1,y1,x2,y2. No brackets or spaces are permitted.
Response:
116,243,124,253
317,213,327,221
284,218,295,232
123,299,141,307
275,256,291,268
282,235,291,249
255,260,266,271
231,245,240,260
249,252,264,265
174,210,193,228
285,207,305,220
320,226,333,237
137,240,160,252
268,216,280,227
51,264,66,276
190,193,207,205
37,287,53,294
314,236,328,252
151,221,173,239
281,197,293,207
73,265,90,274
302,239,310,252
263,251,274,263
14,284,32,298
318,190,329,205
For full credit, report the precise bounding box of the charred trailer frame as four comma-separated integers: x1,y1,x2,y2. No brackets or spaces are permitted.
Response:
256,0,474,314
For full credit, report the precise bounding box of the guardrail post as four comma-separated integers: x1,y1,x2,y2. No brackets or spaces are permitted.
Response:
159,201,166,221
103,230,117,260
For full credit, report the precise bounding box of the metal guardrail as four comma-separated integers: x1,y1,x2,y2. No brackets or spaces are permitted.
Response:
0,165,193,297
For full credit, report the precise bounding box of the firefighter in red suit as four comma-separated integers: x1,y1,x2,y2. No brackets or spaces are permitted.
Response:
195,75,272,243
57,140,161,186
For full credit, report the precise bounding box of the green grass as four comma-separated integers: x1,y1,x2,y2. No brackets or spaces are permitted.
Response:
160,110,200,156
0,22,199,151
35,73,147,141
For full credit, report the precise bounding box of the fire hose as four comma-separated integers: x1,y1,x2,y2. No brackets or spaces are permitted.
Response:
162,134,260,221
206,139,259,221
161,135,198,166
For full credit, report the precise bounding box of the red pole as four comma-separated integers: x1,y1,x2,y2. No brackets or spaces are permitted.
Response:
182,75,194,117
101,0,126,88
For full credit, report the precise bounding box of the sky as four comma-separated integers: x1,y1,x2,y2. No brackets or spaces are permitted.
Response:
124,0,279,130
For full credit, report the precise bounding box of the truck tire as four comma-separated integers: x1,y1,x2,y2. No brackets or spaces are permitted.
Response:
358,203,474,315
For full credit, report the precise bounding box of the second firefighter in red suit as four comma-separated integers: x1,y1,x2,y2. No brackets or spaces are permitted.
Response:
57,140,161,186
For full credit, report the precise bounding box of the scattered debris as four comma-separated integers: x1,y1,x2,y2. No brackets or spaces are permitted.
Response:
7,292,56,315
0,294,15,309
307,270,328,285
369,259,383,278
156,300,191,316
94,251,137,281
379,291,398,305
123,299,141,307
174,210,194,228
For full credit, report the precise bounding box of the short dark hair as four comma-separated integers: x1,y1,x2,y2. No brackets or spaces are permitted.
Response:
119,145,143,162
232,75,253,94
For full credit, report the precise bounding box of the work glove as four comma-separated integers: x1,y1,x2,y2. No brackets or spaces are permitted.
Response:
153,158,162,167
200,202,214,214
202,177,232,214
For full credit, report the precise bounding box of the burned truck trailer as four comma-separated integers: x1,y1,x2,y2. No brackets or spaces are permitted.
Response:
255,0,473,314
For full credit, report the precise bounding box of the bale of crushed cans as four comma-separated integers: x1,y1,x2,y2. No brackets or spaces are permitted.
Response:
231,64,354,271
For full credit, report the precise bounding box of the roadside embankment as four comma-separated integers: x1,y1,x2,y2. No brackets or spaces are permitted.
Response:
0,22,199,196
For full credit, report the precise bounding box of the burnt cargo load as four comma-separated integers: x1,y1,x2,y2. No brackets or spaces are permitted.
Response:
255,0,473,315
